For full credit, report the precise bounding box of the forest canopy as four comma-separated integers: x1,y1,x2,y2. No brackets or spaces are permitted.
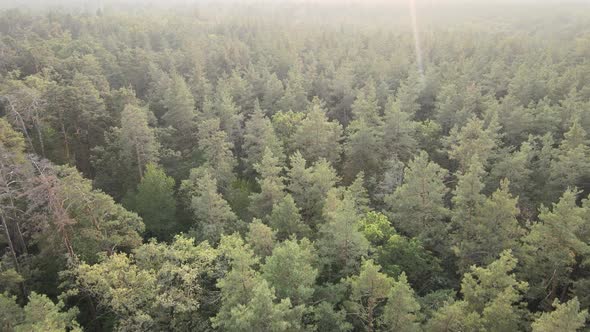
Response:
1,0,590,331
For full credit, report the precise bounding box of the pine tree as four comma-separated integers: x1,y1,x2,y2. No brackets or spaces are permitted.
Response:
381,98,419,162
453,160,524,271
262,238,318,305
208,85,243,146
246,219,276,259
196,118,237,191
312,302,353,332
293,98,343,165
426,251,528,332
119,105,159,181
343,118,384,182
550,121,590,197
279,65,308,113
267,194,309,240
318,189,369,279
521,189,590,307
445,116,500,170
249,148,286,219
531,297,588,332
351,80,381,127
162,73,195,134
460,179,523,270
123,164,176,240
344,259,393,332
180,167,238,243
272,110,306,157
0,292,81,332
214,235,303,331
288,152,339,228
380,273,422,332
451,159,486,271
461,251,528,331
386,151,450,254
222,280,304,332
242,108,284,176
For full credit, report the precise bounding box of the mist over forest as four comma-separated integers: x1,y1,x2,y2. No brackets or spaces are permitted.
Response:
1,0,590,331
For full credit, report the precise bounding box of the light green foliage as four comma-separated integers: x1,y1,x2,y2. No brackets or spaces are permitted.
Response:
358,212,396,247
73,235,216,330
531,297,588,332
293,98,343,165
380,273,422,332
74,253,157,329
0,292,81,332
359,212,442,289
262,238,318,304
180,167,238,243
0,118,27,165
124,164,176,240
214,234,260,328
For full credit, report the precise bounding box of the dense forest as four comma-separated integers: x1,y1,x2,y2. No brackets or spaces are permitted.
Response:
1,1,590,331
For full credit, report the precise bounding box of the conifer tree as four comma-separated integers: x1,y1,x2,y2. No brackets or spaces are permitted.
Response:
180,167,238,242
267,194,309,240
345,259,392,332
386,151,450,254
124,164,176,240
249,148,286,219
293,98,343,165
380,273,422,332
242,108,284,176
262,238,318,305
531,297,588,332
